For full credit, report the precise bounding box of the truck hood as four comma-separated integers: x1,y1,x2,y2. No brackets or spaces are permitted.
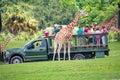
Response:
7,48,23,53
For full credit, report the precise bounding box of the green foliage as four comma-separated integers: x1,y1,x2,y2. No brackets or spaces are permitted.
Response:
32,0,77,29
108,31,118,41
0,0,119,39
0,30,42,42
5,40,28,50
0,0,38,35
0,32,13,41
14,30,43,41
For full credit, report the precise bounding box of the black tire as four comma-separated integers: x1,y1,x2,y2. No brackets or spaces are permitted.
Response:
10,56,23,64
73,54,85,60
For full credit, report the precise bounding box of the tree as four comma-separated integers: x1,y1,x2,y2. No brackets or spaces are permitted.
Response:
118,2,120,41
1,1,38,35
0,0,119,35
0,13,2,32
5,12,38,35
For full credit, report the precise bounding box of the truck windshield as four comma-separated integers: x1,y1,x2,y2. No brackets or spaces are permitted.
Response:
23,40,33,48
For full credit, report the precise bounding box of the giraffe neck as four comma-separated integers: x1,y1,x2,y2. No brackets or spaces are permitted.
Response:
0,38,11,52
67,12,81,29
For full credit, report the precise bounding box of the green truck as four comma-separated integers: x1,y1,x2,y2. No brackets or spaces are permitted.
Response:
1,33,109,64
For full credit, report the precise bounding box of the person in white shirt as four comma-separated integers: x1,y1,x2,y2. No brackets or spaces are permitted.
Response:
94,28,101,46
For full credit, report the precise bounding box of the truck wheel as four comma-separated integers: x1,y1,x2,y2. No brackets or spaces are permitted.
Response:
10,56,23,64
73,54,85,60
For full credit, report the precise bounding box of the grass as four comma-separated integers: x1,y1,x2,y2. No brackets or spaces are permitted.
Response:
0,41,120,80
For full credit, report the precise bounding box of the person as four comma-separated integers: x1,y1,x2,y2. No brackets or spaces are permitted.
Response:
45,30,49,37
84,26,89,34
34,42,40,48
94,27,101,47
54,25,62,36
88,26,94,46
101,26,108,47
93,22,97,31
102,26,108,33
93,27,97,44
84,26,89,45
40,39,46,47
77,27,84,45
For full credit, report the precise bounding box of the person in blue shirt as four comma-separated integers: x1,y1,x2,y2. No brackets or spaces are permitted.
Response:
54,25,62,36
77,27,84,45
77,27,84,35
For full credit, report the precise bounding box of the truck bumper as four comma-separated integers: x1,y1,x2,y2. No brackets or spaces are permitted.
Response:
0,52,9,64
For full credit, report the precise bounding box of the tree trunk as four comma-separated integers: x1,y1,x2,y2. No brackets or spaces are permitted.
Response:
118,3,120,41
0,13,2,32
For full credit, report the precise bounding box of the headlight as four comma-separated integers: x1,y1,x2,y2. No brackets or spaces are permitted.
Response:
6,51,10,56
4,51,10,58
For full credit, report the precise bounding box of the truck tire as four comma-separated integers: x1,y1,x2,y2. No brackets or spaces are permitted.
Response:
73,54,85,60
10,56,23,64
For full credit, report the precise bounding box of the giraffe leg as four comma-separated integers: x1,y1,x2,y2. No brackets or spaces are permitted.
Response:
57,42,62,61
68,41,71,60
53,41,57,61
64,44,66,60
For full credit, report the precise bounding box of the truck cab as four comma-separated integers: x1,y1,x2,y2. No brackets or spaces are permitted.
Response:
3,38,48,64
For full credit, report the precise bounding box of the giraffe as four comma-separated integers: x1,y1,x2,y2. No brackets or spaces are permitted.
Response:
99,14,120,33
0,36,13,53
53,10,88,61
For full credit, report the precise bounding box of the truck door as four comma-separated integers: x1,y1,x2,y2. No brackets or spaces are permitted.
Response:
24,39,48,60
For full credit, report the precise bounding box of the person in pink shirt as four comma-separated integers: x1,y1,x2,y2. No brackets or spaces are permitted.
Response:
102,27,108,33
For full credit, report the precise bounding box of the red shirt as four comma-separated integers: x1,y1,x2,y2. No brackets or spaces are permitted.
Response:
45,31,49,37
84,28,88,34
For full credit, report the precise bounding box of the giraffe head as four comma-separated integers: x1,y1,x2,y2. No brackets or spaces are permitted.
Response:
79,10,88,16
